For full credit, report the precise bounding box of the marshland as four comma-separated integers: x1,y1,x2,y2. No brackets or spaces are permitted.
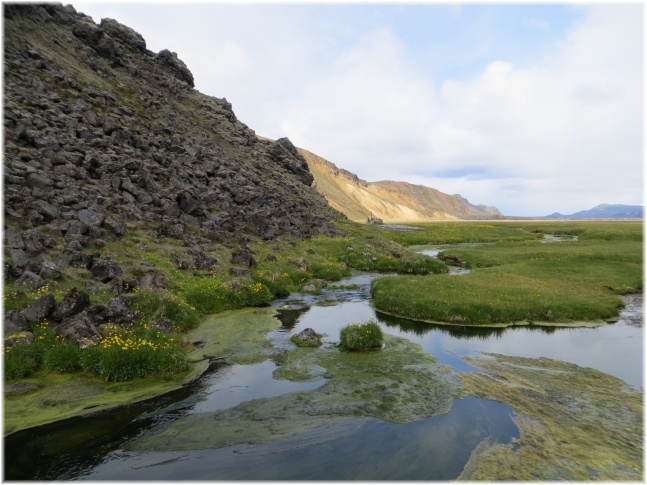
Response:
4,220,643,480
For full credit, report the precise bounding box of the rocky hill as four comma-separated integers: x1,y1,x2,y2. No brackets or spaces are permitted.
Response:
300,148,503,221
3,3,341,254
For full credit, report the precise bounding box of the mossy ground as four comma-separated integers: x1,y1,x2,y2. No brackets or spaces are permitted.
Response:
457,353,643,480
126,334,458,452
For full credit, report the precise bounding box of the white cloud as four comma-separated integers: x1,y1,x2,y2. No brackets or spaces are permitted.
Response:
277,4,641,216
426,5,642,214
280,28,436,179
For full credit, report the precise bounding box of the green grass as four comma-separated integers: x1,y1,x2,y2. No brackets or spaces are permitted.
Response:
339,319,384,351
4,219,640,385
371,221,642,325
80,323,188,382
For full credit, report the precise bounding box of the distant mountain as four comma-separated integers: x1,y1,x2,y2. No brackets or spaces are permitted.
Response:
546,204,643,219
299,148,503,222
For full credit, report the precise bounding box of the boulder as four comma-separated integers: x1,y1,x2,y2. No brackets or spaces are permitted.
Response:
231,249,252,267
156,49,194,87
15,270,45,289
8,249,30,276
105,296,138,323
89,257,122,282
290,328,323,347
5,382,39,396
55,306,104,344
100,18,146,52
21,293,56,323
51,288,90,321
39,261,62,279
4,227,24,249
188,247,217,270
4,311,28,333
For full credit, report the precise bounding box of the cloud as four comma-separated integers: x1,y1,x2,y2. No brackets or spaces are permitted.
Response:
427,5,642,214
73,3,642,216
280,28,436,180
278,5,641,216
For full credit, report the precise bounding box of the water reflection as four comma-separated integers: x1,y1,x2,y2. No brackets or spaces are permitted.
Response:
4,361,226,480
76,397,519,481
275,307,309,329
377,310,507,339
5,269,641,480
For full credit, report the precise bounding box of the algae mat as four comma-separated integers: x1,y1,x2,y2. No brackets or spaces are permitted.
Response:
127,334,459,451
457,353,643,481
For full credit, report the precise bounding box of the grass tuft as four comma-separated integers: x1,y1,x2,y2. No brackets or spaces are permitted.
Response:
339,319,384,351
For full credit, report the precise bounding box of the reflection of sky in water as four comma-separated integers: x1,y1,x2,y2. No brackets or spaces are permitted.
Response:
81,396,519,480
278,288,643,389
190,361,325,413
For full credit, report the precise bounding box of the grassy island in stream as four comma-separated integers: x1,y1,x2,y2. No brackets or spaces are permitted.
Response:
457,353,643,480
371,221,642,326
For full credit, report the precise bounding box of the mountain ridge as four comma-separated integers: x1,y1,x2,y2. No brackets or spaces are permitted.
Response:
546,204,643,219
298,147,503,222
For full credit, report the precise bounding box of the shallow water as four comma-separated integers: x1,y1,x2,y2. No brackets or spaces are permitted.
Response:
78,396,517,480
4,271,642,480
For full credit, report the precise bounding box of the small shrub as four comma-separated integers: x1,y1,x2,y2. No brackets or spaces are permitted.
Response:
82,326,189,382
253,270,294,297
183,277,238,314
339,319,384,351
130,291,201,331
163,297,200,331
307,261,350,281
43,342,82,373
4,345,37,380
238,282,272,307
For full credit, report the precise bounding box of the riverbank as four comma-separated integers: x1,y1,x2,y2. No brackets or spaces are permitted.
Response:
4,308,280,434
4,272,642,479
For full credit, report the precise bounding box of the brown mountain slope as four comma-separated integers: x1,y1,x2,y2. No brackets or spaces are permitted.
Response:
299,148,504,222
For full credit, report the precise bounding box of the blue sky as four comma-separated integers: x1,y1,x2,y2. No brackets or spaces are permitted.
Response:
75,2,643,216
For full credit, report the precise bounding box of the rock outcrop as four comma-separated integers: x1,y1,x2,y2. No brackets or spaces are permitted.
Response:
4,3,341,246
3,3,343,343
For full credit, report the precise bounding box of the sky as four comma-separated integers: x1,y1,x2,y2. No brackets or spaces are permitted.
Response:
73,1,644,216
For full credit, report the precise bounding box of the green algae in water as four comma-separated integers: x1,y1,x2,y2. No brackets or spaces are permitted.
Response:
457,353,643,481
127,334,459,451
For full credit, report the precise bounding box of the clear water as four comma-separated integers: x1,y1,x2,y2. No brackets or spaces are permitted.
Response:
4,270,642,480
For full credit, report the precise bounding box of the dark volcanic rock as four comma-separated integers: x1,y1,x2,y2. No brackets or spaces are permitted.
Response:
290,327,323,347
21,293,56,323
15,270,45,289
5,382,39,396
56,305,105,345
4,4,341,249
3,4,344,306
4,311,29,333
89,257,122,283
51,287,90,321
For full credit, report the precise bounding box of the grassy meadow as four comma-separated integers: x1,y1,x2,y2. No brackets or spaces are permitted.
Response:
371,220,642,325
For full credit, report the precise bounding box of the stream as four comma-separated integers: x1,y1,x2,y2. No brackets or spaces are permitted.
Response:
4,243,643,480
